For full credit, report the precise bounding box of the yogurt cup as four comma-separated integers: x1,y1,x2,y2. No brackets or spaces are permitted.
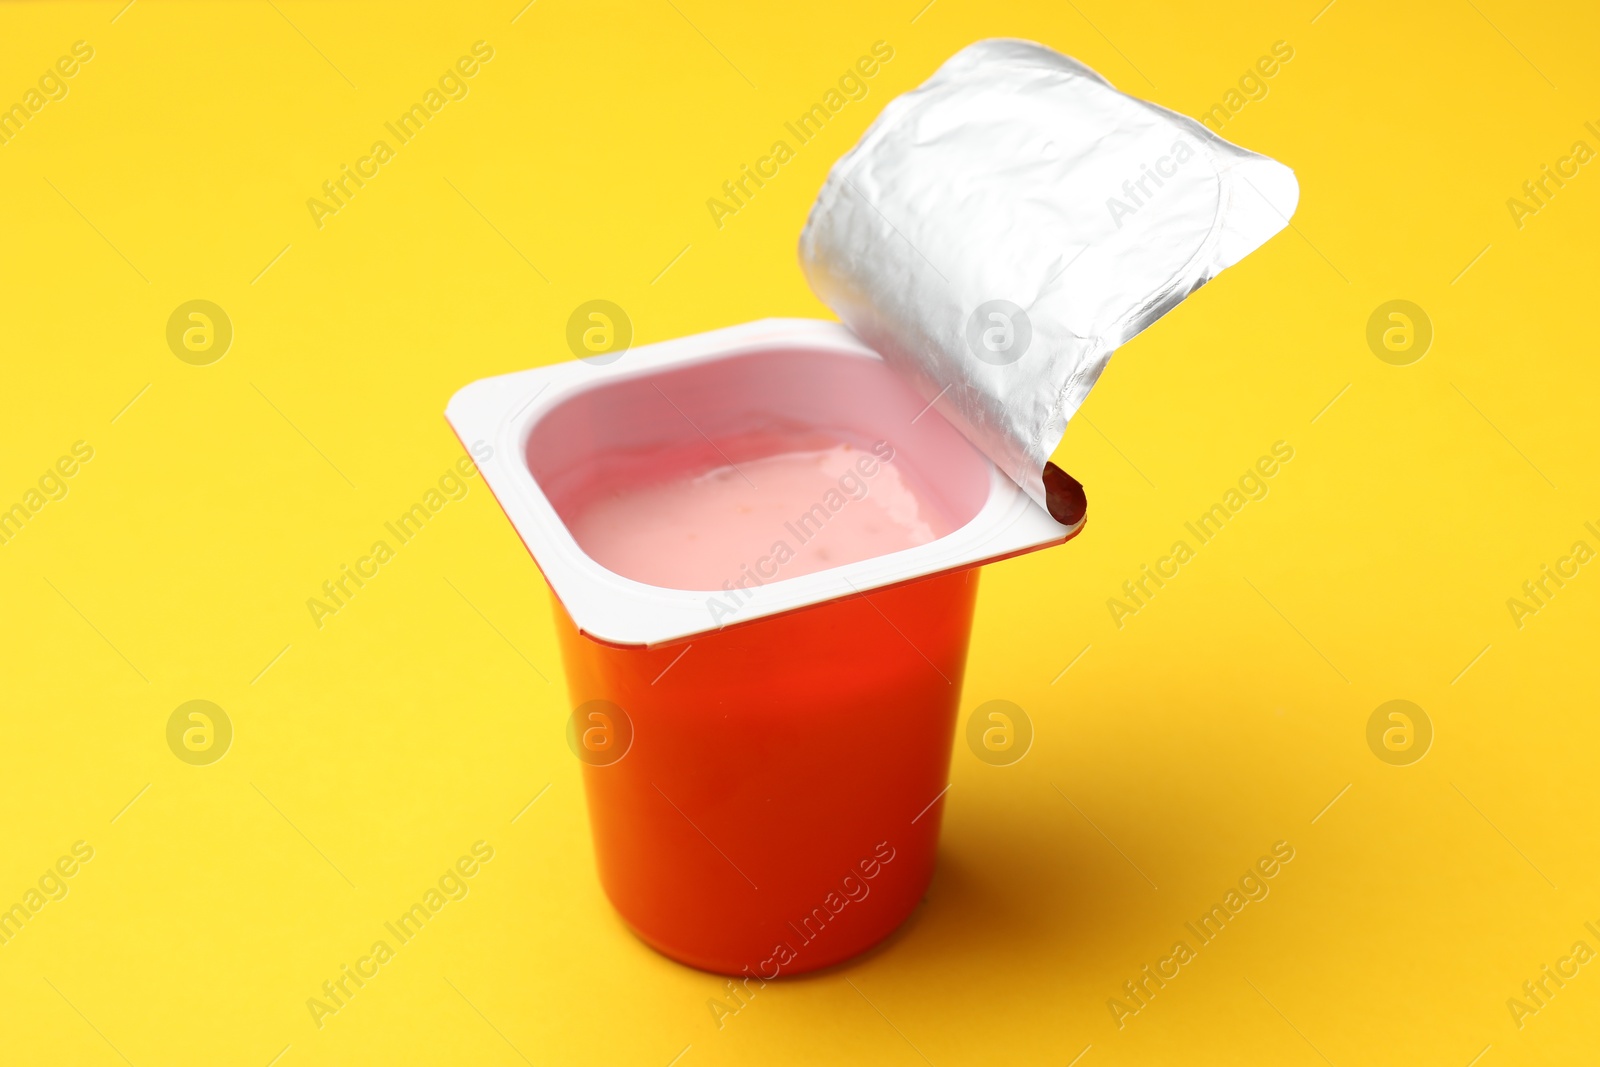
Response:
446,33,1296,975
446,318,1082,974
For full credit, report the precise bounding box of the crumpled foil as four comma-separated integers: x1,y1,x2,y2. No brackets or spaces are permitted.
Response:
799,39,1299,515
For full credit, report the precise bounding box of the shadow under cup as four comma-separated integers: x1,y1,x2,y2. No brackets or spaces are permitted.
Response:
530,347,993,976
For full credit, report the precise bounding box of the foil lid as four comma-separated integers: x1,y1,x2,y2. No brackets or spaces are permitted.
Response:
799,39,1299,519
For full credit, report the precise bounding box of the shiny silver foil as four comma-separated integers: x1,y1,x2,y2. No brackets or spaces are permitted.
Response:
799,39,1299,513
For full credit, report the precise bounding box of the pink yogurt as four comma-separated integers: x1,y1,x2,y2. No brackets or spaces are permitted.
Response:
567,439,955,591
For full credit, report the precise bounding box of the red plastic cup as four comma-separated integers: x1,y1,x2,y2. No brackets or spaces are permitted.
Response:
559,567,979,976
446,319,1080,975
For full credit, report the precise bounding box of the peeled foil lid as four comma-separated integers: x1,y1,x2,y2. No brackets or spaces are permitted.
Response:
799,39,1299,517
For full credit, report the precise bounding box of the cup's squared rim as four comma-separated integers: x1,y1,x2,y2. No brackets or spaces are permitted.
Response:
445,318,1076,649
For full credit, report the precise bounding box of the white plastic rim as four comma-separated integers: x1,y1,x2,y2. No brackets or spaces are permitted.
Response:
445,319,1077,648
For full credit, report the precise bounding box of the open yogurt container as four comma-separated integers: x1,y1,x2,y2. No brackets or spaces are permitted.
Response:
446,318,1079,975
446,38,1295,976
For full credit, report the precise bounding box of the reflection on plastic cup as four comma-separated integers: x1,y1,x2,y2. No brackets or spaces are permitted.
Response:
1366,300,1432,366
1366,699,1432,765
965,299,1032,366
566,699,634,766
166,700,233,765
966,699,1033,765
166,300,233,366
567,300,633,366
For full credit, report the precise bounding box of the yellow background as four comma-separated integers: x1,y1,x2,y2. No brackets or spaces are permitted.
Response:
3,1,1597,1063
